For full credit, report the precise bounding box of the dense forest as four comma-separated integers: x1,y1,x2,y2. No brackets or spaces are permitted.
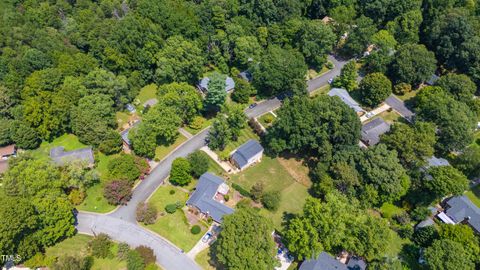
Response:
1,0,480,269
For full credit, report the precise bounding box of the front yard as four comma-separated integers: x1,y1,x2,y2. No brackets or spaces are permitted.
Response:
257,112,276,128
216,126,259,157
466,185,480,208
155,134,188,161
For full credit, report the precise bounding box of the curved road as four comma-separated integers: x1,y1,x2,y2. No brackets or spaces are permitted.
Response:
76,55,349,270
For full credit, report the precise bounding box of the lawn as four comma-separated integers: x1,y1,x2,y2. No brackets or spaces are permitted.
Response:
206,154,225,175
230,156,311,230
184,116,213,135
30,134,87,160
376,110,401,124
135,84,158,108
155,134,188,161
116,111,131,129
45,234,127,270
379,202,405,219
310,84,331,97
217,126,259,157
145,185,206,252
397,89,418,102
195,248,216,270
306,63,332,80
257,112,276,128
466,185,480,208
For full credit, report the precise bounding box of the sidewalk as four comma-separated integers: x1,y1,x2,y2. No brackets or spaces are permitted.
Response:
359,103,390,123
200,146,238,173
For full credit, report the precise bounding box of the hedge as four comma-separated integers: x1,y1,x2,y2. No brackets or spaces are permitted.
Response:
232,183,251,197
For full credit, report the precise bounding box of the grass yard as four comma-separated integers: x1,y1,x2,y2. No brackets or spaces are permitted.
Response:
217,126,259,157
45,234,127,270
116,111,131,129
155,134,188,161
145,185,206,251
195,248,216,270
397,90,418,102
206,155,225,175
135,84,158,107
257,112,276,128
184,116,213,135
310,84,331,97
306,64,332,80
376,110,401,124
379,202,406,219
466,185,480,208
31,134,87,160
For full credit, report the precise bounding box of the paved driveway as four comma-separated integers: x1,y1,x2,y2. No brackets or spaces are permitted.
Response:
77,212,201,270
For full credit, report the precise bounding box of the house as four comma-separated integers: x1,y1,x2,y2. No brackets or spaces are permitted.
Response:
186,173,234,223
426,156,450,168
384,95,414,121
199,76,235,93
426,74,440,86
328,88,365,115
0,144,16,159
50,146,94,166
299,252,366,270
125,103,136,113
438,195,480,233
143,98,158,108
120,120,141,149
238,71,252,82
231,140,264,171
360,118,390,146
416,206,438,230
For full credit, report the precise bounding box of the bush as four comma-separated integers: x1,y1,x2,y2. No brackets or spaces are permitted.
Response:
187,151,210,178
188,116,205,130
135,245,156,265
98,130,123,155
68,189,85,205
236,198,252,209
52,255,92,270
191,225,201,235
104,180,133,205
169,189,176,195
117,242,130,260
165,204,177,214
263,114,274,124
261,191,281,211
224,194,230,202
136,202,158,225
250,182,264,202
410,206,431,222
170,157,192,186
393,83,412,95
413,226,438,247
127,250,145,270
326,61,334,69
107,154,141,183
232,183,251,197
88,233,112,258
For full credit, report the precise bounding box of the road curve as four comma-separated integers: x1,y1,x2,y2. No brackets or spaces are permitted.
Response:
76,212,201,270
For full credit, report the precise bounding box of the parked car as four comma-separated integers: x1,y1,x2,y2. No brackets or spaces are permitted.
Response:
328,77,334,84
202,232,212,243
248,103,257,109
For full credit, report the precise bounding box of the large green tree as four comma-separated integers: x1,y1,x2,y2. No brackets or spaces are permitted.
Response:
424,239,475,270
425,166,469,199
436,73,477,103
157,82,203,124
358,72,392,107
389,43,437,86
296,20,336,67
204,72,227,110
333,61,358,91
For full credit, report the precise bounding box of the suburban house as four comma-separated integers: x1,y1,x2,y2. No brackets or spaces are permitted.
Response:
299,252,366,270
360,118,391,146
198,75,235,93
186,173,234,223
50,146,95,166
437,195,480,234
143,98,158,108
384,95,415,121
415,206,438,230
231,139,264,171
328,88,365,115
120,120,141,150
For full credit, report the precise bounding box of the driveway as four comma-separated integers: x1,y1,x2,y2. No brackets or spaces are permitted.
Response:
76,212,201,270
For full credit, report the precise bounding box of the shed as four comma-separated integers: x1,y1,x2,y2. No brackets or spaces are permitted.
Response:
328,88,365,114
361,118,390,146
231,140,264,170
50,146,94,166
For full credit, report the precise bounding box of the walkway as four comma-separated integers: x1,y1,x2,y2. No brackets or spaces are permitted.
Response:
200,146,238,173
359,104,390,123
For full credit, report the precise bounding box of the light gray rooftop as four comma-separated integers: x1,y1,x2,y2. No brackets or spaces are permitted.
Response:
426,156,450,168
299,252,347,270
328,88,365,113
385,95,414,120
120,120,141,146
231,140,264,169
143,98,158,108
199,76,235,92
361,118,390,146
50,146,94,166
445,195,480,232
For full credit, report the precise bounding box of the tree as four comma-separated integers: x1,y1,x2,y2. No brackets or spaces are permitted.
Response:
386,10,423,44
187,151,210,178
389,43,437,86
265,96,361,161
155,36,204,84
103,180,133,205
204,72,227,110
436,73,476,103
261,191,281,211
425,166,469,199
52,255,92,270
10,120,41,149
214,208,276,269
88,234,112,258
358,73,392,106
424,239,475,270
358,144,410,204
231,77,255,104
234,36,262,66
453,147,480,179
136,202,157,225
98,130,123,155
170,157,192,186
296,20,336,67
333,61,358,91
381,121,436,168
157,82,203,124
82,68,129,107
393,83,412,95
439,224,480,263
135,246,156,265
127,250,145,270
222,104,247,140
107,154,141,183
342,16,377,57
208,115,231,151
250,182,265,202
253,45,307,96
413,226,439,247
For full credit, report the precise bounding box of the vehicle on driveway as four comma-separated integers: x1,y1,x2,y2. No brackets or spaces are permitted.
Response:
249,103,257,109
202,232,212,243
328,77,334,84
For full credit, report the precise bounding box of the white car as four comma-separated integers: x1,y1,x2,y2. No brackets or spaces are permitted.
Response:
328,78,334,84
202,232,212,243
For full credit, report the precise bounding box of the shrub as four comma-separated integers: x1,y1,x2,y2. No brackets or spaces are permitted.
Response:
135,245,156,265
104,180,133,205
224,194,230,202
232,183,251,197
127,250,145,270
326,61,334,69
165,204,177,214
107,154,141,183
263,114,274,124
191,225,201,235
187,151,210,178
136,202,158,225
189,116,205,130
170,157,192,186
410,206,431,222
236,198,252,209
117,242,130,260
88,233,112,258
98,130,123,155
68,189,85,205
261,191,281,211
393,83,412,95
52,255,92,270
169,189,176,195
134,156,150,176
250,182,264,202
413,226,439,247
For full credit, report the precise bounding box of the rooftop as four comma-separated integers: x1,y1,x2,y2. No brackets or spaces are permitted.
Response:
384,95,414,120
120,120,141,146
238,71,252,82
199,76,235,93
143,98,158,108
361,118,390,146
328,88,365,113
231,140,264,169
426,74,440,85
300,252,347,270
50,146,94,166
0,144,15,157
426,156,450,168
445,195,480,232
186,173,234,223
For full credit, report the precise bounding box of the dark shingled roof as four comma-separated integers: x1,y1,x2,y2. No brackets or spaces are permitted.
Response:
50,146,94,166
385,95,414,120
299,252,347,270
361,118,390,146
445,195,480,233
231,140,264,169
186,173,234,223
120,120,141,146
346,257,367,270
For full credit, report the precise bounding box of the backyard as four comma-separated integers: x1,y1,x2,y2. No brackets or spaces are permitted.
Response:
30,133,87,161
466,185,480,208
257,112,276,128
135,84,158,111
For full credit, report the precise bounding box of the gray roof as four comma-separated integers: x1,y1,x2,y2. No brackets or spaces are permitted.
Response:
426,156,450,168
426,74,440,85
361,118,390,146
199,76,235,92
385,95,414,120
238,71,252,82
125,104,136,113
328,88,365,113
120,120,141,146
416,217,435,229
231,140,264,169
445,195,480,232
346,257,367,270
300,252,347,270
50,146,94,166
186,173,234,223
143,98,158,108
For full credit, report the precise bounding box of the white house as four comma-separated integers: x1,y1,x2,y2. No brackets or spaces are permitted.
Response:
231,140,264,171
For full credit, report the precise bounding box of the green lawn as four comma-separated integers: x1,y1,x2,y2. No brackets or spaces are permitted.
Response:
206,154,225,175
397,90,418,102
184,116,213,135
257,112,276,128
195,247,216,270
217,126,259,157
116,111,131,129
30,134,87,160
155,134,188,161
377,110,401,124
379,202,405,219
466,185,480,208
45,234,127,270
145,185,206,251
136,84,158,107
310,84,331,97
